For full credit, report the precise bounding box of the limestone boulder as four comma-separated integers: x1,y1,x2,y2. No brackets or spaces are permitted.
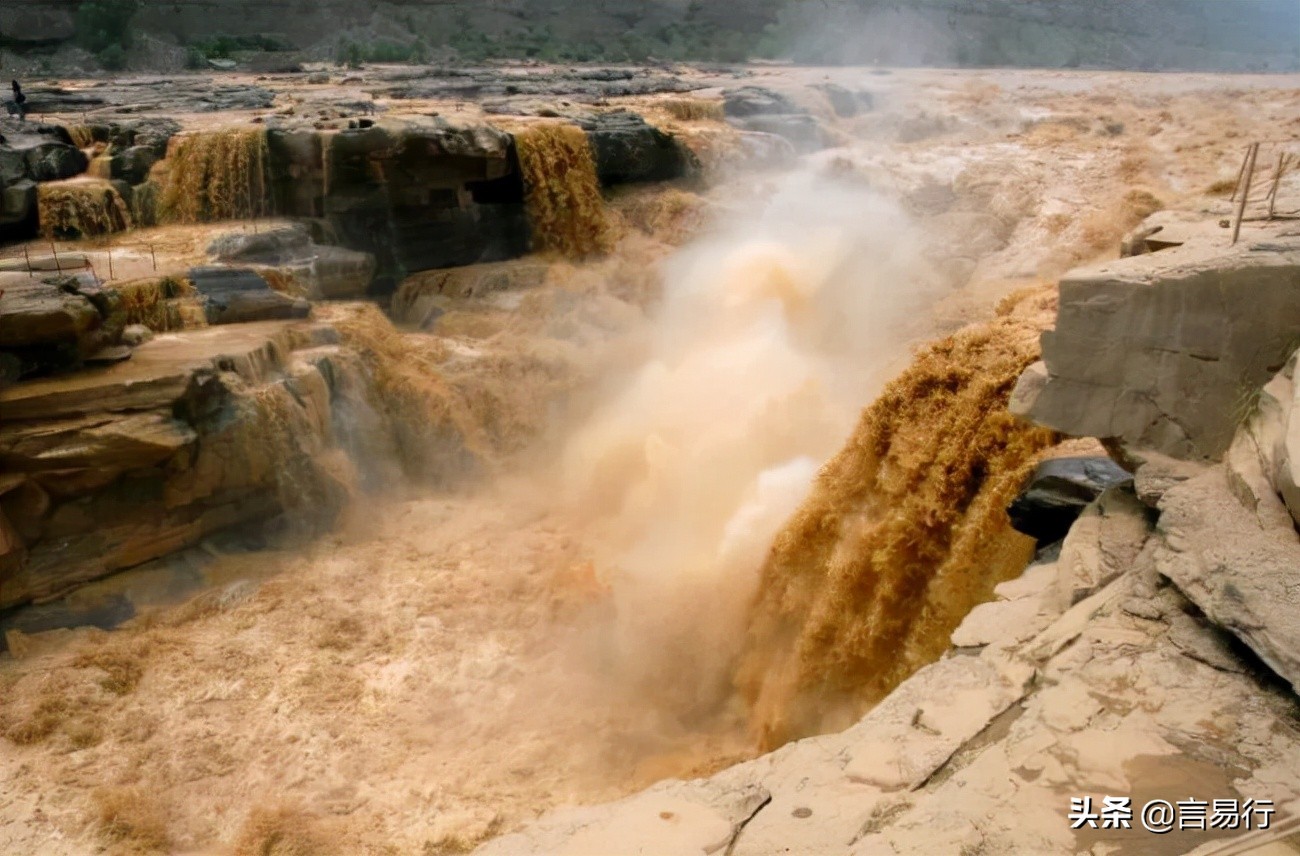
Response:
1126,447,1207,507
0,177,37,236
1049,487,1151,613
104,145,160,185
1,124,86,239
1157,464,1300,694
208,224,317,265
1011,235,1300,461
1244,349,1300,526
0,275,127,379
722,86,826,152
729,114,827,153
22,139,88,182
0,279,100,350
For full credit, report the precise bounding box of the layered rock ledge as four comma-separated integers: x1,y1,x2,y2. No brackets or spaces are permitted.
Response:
0,320,373,609
1011,231,1300,461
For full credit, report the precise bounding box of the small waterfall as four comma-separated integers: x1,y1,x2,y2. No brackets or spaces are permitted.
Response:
157,129,270,224
513,124,612,259
65,125,97,149
37,179,132,240
114,276,206,330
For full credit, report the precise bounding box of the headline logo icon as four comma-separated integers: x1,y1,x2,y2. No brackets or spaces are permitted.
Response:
1068,797,1274,834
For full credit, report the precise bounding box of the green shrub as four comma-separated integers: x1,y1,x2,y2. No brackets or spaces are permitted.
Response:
335,39,364,69
189,33,290,60
75,0,140,55
366,40,413,63
98,43,128,70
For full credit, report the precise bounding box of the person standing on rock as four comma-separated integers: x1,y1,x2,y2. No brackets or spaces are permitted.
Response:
5,80,26,120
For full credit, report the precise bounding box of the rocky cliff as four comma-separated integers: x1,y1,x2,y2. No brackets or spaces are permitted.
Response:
1,0,1297,70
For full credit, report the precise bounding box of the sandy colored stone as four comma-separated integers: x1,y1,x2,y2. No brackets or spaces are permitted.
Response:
1013,237,1300,461
1157,466,1300,694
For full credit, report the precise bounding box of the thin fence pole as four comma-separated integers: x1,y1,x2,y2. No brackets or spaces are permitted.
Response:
23,246,32,278
49,239,62,275
1229,145,1251,204
1266,152,1287,221
1232,142,1260,246
150,244,157,271
107,248,114,280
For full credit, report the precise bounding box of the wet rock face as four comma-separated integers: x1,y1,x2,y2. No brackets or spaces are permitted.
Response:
264,112,697,289
0,321,355,609
0,122,87,241
721,86,828,152
0,275,124,381
1012,236,1300,461
1008,456,1134,546
187,266,311,325
266,120,530,293
815,82,873,118
577,111,700,185
723,86,802,118
207,223,377,299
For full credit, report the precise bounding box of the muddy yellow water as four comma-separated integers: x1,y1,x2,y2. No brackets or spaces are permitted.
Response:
4,68,1297,856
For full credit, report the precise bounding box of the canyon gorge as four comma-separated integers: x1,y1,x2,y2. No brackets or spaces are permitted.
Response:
0,45,1298,856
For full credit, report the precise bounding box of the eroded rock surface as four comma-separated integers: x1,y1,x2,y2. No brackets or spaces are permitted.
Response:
0,274,125,381
187,266,311,325
266,119,528,290
207,224,377,300
0,321,364,608
0,121,87,241
1011,233,1300,461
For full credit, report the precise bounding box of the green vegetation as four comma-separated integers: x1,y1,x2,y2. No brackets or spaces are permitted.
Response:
97,42,127,70
188,32,289,58
335,39,364,68
437,6,763,65
75,0,140,69
333,37,432,67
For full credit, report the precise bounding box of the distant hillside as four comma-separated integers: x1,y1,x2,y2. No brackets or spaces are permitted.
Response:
1,0,1296,71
